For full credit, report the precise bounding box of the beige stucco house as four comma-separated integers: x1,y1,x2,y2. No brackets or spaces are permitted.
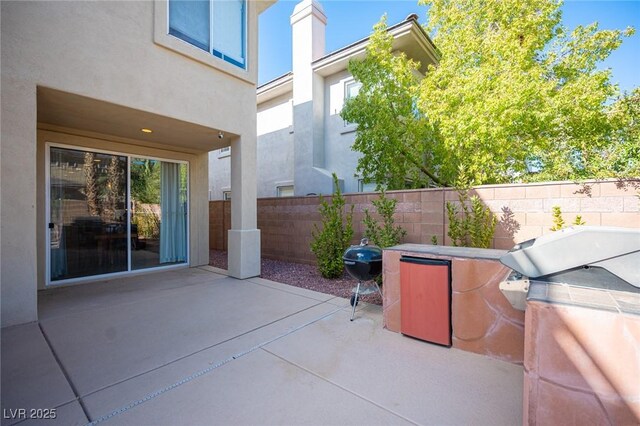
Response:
1,0,275,328
209,0,439,199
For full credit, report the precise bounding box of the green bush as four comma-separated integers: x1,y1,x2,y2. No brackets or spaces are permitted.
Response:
550,205,586,231
446,189,497,248
573,215,586,226
363,192,406,248
549,205,565,231
132,203,160,239
310,174,354,278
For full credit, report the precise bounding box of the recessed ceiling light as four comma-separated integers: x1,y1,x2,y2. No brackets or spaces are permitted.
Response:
141,128,153,133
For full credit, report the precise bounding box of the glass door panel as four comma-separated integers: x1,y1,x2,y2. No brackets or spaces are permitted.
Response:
49,147,127,281
131,158,187,270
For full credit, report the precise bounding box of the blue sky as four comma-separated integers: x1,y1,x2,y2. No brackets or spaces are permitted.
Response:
258,0,640,93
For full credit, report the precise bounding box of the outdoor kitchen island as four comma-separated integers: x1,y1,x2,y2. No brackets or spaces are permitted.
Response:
381,244,525,365
383,231,640,424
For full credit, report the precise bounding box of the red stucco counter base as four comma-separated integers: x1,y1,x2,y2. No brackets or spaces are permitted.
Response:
382,244,525,365
524,294,640,424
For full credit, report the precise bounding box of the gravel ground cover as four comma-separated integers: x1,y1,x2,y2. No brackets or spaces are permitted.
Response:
209,250,382,305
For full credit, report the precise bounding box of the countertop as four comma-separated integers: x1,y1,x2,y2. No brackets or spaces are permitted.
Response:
385,244,507,261
527,280,640,316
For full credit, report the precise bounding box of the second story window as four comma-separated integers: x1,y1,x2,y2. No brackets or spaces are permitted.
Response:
169,0,246,69
345,80,362,101
344,80,362,126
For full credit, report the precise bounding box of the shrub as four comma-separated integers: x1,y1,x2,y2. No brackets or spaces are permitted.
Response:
550,205,586,231
446,188,497,248
132,203,160,239
573,215,586,226
550,205,565,231
362,192,406,249
310,174,354,278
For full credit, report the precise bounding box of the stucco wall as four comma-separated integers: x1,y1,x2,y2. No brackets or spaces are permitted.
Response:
209,91,295,200
210,180,640,263
209,149,232,201
323,70,363,194
256,92,296,197
209,67,367,199
1,0,261,327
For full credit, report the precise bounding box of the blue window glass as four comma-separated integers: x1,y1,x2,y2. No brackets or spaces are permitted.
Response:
168,0,246,70
211,0,246,68
169,0,210,52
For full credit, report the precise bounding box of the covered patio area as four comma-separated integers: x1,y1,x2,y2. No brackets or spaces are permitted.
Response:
2,268,523,425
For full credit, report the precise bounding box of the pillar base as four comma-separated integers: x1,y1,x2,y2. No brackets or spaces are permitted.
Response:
227,229,261,279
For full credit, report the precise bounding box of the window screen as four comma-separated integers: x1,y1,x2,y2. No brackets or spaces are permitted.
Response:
169,0,246,69
211,0,245,68
169,0,210,51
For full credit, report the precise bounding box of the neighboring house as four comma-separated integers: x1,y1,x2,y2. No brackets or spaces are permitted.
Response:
209,0,439,199
1,0,274,328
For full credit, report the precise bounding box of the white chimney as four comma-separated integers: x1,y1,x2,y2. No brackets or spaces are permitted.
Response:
290,0,326,105
290,0,334,196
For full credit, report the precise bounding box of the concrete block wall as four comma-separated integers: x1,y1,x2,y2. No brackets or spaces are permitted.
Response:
209,179,640,262
457,180,640,249
209,201,230,251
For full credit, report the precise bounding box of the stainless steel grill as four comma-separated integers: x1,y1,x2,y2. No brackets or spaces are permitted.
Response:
498,226,640,311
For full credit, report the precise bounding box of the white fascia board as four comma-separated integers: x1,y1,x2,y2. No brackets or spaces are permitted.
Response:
257,73,293,103
312,20,439,77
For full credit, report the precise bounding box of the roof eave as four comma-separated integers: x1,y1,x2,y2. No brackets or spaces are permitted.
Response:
257,72,293,104
312,19,439,77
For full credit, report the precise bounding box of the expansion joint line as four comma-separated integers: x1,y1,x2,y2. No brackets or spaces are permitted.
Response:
38,323,93,422
87,306,344,425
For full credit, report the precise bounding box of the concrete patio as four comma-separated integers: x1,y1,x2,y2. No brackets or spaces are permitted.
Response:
2,267,523,425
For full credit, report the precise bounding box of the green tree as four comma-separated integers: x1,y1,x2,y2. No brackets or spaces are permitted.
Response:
131,159,160,204
605,88,640,179
103,156,124,222
342,1,636,188
342,16,444,189
82,152,99,216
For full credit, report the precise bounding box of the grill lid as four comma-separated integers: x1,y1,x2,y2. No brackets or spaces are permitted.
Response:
343,238,382,263
499,226,640,289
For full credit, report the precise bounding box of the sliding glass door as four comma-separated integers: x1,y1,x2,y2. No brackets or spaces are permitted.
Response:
48,146,188,284
130,158,188,270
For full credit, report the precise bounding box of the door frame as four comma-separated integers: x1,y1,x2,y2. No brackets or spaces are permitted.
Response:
45,142,190,287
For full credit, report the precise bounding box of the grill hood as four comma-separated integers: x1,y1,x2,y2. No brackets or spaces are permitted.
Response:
499,226,640,289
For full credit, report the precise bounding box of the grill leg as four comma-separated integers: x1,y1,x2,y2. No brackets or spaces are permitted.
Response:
350,281,361,321
374,279,383,300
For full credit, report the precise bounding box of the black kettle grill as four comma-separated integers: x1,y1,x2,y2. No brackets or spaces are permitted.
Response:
343,238,383,321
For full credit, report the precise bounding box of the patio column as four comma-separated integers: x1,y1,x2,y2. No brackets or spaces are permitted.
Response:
227,132,260,279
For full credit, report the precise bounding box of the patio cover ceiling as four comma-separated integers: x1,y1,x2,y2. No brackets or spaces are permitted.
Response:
37,87,232,153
